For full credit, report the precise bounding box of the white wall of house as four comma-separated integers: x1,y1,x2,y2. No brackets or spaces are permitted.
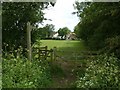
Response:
52,32,77,40
52,33,61,39
53,33,58,38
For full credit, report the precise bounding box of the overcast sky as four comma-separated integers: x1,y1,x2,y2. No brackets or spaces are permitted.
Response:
40,0,80,32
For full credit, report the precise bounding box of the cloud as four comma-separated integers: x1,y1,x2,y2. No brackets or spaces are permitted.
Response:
41,0,80,32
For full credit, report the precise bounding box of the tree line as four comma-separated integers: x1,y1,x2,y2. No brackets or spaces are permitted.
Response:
74,2,120,58
33,25,71,40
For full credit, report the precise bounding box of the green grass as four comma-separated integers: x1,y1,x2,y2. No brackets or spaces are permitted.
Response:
38,40,87,88
40,40,86,52
39,40,86,61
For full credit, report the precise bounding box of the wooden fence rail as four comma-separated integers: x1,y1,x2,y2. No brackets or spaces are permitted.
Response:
32,46,55,61
32,46,99,61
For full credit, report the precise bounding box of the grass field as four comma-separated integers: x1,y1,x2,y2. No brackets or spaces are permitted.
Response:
34,40,88,88
39,40,86,87
40,40,86,52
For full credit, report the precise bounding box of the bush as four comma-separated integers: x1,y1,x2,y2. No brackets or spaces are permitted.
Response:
2,53,51,88
76,54,120,88
0,63,1,89
105,36,120,58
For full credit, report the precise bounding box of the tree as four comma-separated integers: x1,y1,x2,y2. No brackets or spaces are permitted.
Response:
74,2,120,58
74,23,81,39
44,24,55,38
32,24,55,40
74,2,120,48
58,27,70,39
2,2,52,51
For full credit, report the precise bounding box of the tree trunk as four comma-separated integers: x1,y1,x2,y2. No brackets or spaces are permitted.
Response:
27,22,32,60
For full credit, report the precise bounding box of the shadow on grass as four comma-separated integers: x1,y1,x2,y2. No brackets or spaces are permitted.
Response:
50,63,65,77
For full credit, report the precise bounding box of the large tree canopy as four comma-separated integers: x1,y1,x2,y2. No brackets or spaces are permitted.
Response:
74,2,120,57
2,2,51,51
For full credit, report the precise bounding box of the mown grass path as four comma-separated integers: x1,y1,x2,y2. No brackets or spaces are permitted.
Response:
50,60,85,88
40,40,86,88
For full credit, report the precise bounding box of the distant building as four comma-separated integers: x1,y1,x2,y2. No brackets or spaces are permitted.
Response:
52,32,76,40
66,32,77,40
52,32,61,39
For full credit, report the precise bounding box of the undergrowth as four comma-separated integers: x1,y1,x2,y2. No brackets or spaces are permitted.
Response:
2,51,52,88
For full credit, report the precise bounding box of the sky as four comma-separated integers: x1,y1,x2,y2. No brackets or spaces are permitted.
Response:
40,0,80,32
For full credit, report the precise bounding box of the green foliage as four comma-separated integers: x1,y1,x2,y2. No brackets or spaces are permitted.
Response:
0,62,1,89
74,2,120,52
2,53,51,88
2,2,50,51
44,24,55,38
74,24,81,39
76,54,120,88
32,40,41,48
32,24,55,40
58,27,71,39
105,36,120,58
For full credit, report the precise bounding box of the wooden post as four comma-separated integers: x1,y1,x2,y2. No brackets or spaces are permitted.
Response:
45,46,47,50
50,49,53,62
27,22,32,60
53,47,57,61
38,49,41,60
44,46,48,60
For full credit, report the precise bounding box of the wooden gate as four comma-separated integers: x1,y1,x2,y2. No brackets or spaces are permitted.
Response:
32,46,55,61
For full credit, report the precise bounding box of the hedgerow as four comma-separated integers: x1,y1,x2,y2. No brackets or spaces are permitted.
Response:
2,53,51,88
76,54,120,88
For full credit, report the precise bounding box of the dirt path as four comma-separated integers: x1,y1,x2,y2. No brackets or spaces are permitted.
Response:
50,58,82,88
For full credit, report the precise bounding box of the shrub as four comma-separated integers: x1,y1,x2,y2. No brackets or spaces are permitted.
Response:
0,63,1,89
2,53,51,88
105,36,120,58
76,54,120,88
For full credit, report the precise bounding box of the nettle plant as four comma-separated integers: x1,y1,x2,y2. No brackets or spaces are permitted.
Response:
76,54,120,88
2,46,51,88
